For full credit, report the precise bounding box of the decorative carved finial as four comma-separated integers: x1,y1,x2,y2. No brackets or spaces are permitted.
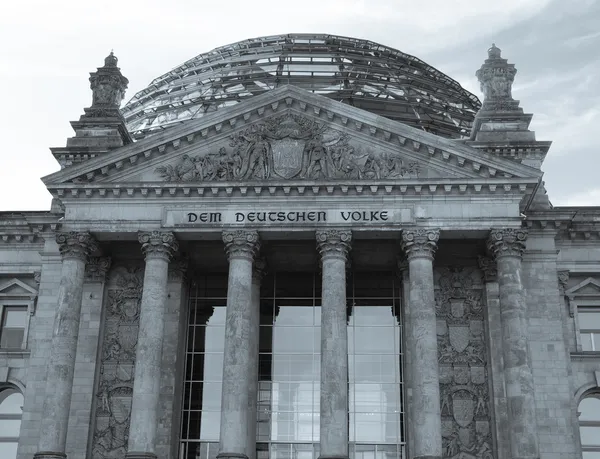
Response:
85,257,112,282
89,52,129,109
488,43,502,59
486,228,528,260
476,43,518,111
316,230,352,262
138,231,179,261
56,232,98,261
104,51,118,67
478,256,497,283
222,230,260,261
400,228,440,261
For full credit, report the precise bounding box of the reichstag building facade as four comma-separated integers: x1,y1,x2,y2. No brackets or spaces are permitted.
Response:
0,34,599,459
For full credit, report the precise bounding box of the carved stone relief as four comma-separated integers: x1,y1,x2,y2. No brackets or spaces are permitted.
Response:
155,113,420,182
436,266,494,459
91,265,143,459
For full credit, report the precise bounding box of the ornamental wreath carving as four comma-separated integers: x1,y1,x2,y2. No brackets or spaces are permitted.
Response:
91,265,144,459
155,114,419,182
435,266,494,459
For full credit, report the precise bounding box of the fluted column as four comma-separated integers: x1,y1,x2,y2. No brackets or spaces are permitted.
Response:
316,229,352,459
487,229,539,459
400,228,442,459
218,230,260,459
247,258,266,459
35,232,98,459
126,231,179,459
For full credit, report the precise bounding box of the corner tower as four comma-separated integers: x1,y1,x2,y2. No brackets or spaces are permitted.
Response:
50,52,132,168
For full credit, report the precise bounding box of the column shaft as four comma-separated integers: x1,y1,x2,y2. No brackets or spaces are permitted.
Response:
488,229,539,459
36,232,97,459
127,231,178,459
246,260,265,459
401,229,442,459
219,230,260,459
316,230,351,459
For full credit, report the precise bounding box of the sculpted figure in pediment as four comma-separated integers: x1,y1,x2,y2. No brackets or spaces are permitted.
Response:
155,114,420,182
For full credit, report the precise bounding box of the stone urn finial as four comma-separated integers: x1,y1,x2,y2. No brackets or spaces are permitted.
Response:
88,51,129,109
488,43,502,59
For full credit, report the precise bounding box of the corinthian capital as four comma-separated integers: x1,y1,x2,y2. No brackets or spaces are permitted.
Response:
85,257,112,282
56,232,98,261
400,228,440,261
487,228,527,260
316,229,352,262
138,231,179,261
223,230,260,261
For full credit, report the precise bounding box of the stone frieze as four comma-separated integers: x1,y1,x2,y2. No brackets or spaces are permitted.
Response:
155,114,419,182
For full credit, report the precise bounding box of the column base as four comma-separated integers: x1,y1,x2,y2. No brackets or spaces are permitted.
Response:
34,453,67,459
217,453,249,459
125,452,158,459
318,456,349,459
412,456,441,459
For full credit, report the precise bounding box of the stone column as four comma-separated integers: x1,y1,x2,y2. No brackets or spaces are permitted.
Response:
316,229,352,459
247,258,266,459
400,228,442,459
35,232,98,459
126,231,179,459
218,230,260,459
487,229,539,459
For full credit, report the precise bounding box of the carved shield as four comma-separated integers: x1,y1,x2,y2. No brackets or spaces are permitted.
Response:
453,364,470,385
450,299,465,317
271,138,305,178
470,366,486,385
452,391,475,427
449,325,470,353
117,325,138,355
109,388,132,424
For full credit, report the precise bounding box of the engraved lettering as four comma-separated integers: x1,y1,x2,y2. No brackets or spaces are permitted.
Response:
236,212,245,222
380,211,388,221
341,211,351,221
187,213,198,223
318,211,326,222
210,212,222,223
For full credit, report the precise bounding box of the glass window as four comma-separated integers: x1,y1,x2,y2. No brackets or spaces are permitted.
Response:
0,387,24,459
579,394,600,454
580,310,600,351
0,306,27,349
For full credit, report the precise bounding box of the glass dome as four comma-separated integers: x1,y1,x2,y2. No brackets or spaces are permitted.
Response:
121,34,481,140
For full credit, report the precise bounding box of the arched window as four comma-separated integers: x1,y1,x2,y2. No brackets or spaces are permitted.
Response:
0,387,23,459
579,393,600,459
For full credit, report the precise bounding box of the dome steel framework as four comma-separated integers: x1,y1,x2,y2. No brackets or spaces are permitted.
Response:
121,34,481,140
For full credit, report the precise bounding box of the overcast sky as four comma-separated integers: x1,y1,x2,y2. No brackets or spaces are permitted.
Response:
1,0,599,211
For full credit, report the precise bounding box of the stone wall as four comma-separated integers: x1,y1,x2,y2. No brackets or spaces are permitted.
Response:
522,231,578,459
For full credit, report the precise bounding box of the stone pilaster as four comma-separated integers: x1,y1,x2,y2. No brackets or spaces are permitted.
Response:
35,232,98,459
400,228,442,459
218,230,261,459
126,231,179,459
487,228,539,459
316,229,352,459
247,258,266,459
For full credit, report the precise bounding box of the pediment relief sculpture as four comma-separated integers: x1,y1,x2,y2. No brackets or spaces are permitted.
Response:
154,114,419,182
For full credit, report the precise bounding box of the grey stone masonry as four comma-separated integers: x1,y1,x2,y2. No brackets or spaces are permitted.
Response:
487,229,539,459
35,232,98,459
247,258,266,459
218,230,261,459
316,229,352,459
126,231,179,459
400,229,442,459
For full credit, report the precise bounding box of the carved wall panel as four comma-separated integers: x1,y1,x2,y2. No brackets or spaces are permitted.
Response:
91,265,144,459
154,113,421,182
435,266,494,459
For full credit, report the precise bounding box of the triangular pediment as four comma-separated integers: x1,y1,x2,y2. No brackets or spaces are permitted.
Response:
566,278,600,299
43,85,541,193
0,278,38,299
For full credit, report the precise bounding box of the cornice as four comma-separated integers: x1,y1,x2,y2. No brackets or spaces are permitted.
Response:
0,212,61,245
48,177,538,201
43,86,542,188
